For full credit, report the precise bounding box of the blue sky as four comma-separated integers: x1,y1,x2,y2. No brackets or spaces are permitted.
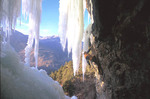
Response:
16,0,89,37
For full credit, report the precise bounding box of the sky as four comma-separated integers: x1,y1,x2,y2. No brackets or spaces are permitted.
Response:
15,0,89,37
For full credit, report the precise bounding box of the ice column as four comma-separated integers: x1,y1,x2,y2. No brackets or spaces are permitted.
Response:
22,0,42,68
59,0,84,75
58,0,69,51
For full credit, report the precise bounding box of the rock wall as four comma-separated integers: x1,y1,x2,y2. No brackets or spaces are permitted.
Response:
89,0,150,99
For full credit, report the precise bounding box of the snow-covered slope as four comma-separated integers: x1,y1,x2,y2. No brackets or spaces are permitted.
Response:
1,43,66,99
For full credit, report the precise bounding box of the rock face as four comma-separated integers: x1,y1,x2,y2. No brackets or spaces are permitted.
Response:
89,0,150,99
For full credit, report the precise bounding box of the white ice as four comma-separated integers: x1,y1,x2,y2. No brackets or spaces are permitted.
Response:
89,0,94,23
22,0,42,68
82,24,92,80
71,96,78,99
1,43,66,99
59,0,84,76
0,0,21,42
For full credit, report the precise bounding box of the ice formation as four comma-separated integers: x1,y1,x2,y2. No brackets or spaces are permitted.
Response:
22,0,42,68
0,0,42,68
0,0,21,42
89,0,94,23
1,43,66,99
82,24,92,80
71,96,78,99
59,0,86,75
58,0,69,51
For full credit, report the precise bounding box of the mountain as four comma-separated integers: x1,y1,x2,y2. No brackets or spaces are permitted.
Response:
10,30,72,74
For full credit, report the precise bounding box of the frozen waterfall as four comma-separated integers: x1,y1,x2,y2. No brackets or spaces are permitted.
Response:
59,0,86,76
59,0,93,78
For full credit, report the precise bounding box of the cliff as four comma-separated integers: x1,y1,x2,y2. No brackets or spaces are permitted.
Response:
88,0,150,99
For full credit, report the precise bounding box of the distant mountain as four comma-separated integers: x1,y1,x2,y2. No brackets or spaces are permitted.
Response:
10,30,72,74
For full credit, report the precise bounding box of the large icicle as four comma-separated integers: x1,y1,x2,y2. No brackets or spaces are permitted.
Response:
59,0,84,75
72,0,84,75
22,0,42,68
58,0,69,51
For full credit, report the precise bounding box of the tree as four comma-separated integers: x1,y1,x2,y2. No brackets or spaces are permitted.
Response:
62,80,75,96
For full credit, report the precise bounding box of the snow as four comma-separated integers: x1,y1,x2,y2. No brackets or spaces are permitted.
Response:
1,43,66,99
71,96,78,99
39,35,59,40
65,95,78,99
59,0,84,75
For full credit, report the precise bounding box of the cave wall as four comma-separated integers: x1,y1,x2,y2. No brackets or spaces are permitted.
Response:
90,0,150,99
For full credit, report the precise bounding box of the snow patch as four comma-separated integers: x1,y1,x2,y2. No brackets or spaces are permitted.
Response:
1,43,66,99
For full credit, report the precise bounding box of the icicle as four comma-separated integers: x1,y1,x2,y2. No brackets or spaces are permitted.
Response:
82,32,90,81
59,0,84,75
23,0,42,68
72,0,84,75
58,0,69,51
82,24,92,80
0,0,21,43
24,30,34,66
90,0,94,23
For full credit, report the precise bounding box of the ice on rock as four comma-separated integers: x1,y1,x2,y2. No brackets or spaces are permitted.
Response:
82,24,92,80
